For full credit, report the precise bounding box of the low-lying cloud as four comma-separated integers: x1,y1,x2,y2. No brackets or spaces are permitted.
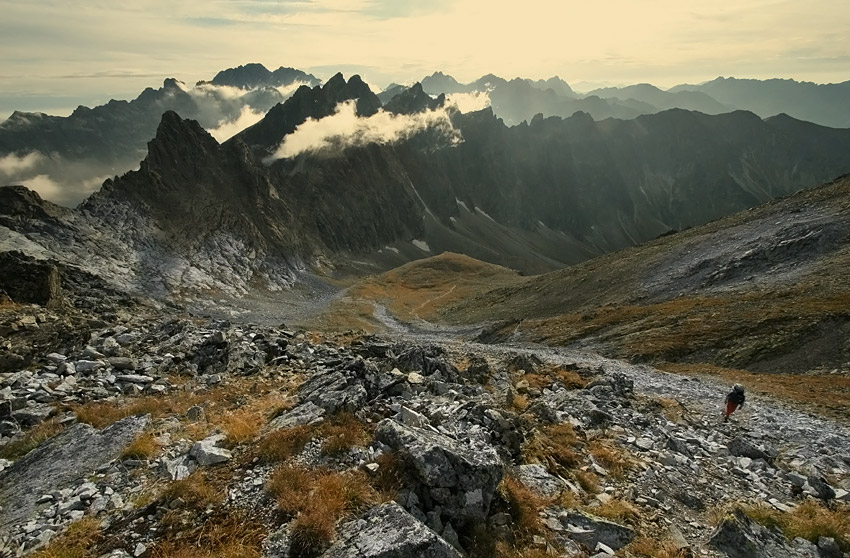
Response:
0,152,45,175
208,105,265,142
265,100,462,161
446,90,492,113
0,150,129,207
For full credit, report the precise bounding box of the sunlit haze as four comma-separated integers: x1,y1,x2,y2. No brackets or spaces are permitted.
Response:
1,0,849,117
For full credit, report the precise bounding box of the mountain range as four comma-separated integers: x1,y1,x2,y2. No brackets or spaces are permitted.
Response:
2,63,849,208
3,73,850,305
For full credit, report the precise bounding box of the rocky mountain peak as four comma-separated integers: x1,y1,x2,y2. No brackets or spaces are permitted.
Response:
142,111,219,171
383,82,445,115
0,185,70,226
237,73,381,151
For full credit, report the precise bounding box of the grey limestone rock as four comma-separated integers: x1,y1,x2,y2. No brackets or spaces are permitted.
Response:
516,464,566,498
322,502,462,558
0,414,149,533
374,418,504,523
727,437,774,462
556,509,635,551
189,434,232,466
708,509,819,558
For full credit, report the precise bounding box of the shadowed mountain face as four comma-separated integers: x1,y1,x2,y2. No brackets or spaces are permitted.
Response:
4,74,850,297
437,174,850,374
209,63,320,89
670,77,850,128
0,65,319,206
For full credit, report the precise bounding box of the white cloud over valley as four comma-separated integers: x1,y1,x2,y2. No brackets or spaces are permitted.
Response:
266,100,462,161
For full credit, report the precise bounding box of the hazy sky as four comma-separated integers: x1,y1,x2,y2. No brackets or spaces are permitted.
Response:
1,0,849,116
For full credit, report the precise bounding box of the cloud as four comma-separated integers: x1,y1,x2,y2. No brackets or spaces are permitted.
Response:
207,105,265,141
446,91,491,113
0,152,45,175
0,150,125,207
265,99,462,161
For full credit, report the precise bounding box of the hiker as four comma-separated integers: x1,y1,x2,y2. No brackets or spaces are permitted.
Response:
723,384,745,422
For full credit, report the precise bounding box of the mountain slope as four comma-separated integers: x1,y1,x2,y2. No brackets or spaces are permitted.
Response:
671,77,850,128
436,174,850,374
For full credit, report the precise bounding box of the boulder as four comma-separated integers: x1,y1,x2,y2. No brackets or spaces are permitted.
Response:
189,434,232,466
556,509,635,550
516,464,566,498
708,509,819,558
0,251,63,308
322,502,462,557
374,418,504,523
0,415,149,533
727,437,774,462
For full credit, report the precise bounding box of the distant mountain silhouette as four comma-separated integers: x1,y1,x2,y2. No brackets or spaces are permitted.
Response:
670,77,850,128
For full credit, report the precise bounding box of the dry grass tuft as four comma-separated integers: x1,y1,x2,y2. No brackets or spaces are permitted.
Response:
627,536,684,558
592,498,641,523
257,425,314,463
0,418,64,460
523,422,582,473
219,408,265,446
266,465,377,556
742,500,850,550
319,413,370,456
266,464,319,516
573,470,601,494
498,476,546,540
589,440,633,478
72,397,178,429
30,517,101,558
120,431,161,460
492,543,552,558
161,471,224,509
151,511,265,558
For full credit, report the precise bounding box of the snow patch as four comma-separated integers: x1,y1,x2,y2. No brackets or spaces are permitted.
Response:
384,246,400,254
412,239,431,252
456,199,470,212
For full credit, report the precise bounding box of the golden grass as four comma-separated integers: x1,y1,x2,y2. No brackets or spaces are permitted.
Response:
592,498,641,523
319,413,370,456
0,418,64,460
150,511,265,558
741,500,850,551
161,471,224,509
627,537,684,558
659,362,850,424
573,470,601,494
498,476,546,540
266,465,378,556
30,517,101,558
522,423,582,474
492,544,551,558
588,440,633,479
257,424,314,463
120,431,161,460
72,396,181,429
523,367,586,391
311,252,523,332
266,464,317,515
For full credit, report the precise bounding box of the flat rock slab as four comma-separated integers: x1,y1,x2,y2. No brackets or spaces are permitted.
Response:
0,415,149,532
322,502,461,558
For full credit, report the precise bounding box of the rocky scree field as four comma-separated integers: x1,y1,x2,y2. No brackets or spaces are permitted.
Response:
0,267,849,558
